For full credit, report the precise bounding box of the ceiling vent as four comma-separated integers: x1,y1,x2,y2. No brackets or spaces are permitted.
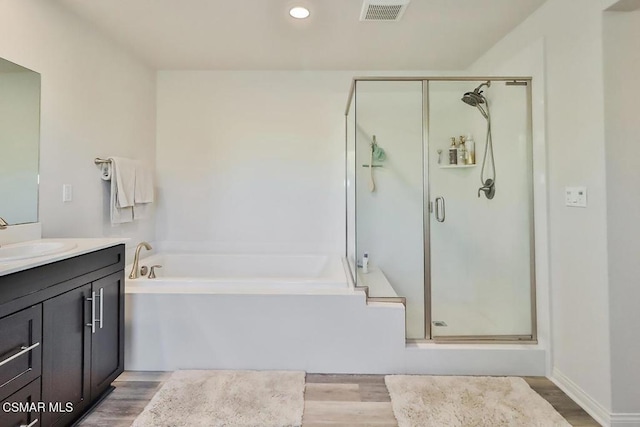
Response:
360,0,410,21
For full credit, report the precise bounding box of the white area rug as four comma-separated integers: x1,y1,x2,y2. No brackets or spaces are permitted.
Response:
385,375,571,427
132,370,305,427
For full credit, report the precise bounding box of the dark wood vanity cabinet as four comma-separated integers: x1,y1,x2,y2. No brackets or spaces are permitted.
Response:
0,244,125,427
41,284,92,427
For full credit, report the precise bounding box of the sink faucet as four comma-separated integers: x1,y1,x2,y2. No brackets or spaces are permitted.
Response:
129,241,152,279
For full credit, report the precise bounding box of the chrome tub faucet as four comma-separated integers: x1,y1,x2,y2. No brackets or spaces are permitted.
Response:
129,241,152,279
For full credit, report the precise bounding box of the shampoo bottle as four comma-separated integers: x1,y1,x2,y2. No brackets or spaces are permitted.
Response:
465,133,475,164
458,135,467,164
448,137,457,165
362,253,369,274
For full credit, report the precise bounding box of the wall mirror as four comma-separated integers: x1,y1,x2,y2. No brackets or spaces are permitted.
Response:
0,57,40,225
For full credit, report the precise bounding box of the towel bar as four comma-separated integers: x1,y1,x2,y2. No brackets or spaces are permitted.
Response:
94,158,111,165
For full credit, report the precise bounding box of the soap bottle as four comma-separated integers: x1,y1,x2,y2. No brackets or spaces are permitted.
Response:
465,133,475,164
362,253,369,274
448,137,457,165
458,135,467,165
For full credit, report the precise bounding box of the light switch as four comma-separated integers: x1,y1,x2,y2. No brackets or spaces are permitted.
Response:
63,184,73,202
565,186,587,207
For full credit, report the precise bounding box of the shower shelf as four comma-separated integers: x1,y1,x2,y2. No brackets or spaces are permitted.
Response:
439,164,476,169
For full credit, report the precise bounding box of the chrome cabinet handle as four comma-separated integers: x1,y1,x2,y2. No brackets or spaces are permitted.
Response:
99,287,104,329
435,197,446,222
86,291,96,334
20,418,38,427
0,342,40,368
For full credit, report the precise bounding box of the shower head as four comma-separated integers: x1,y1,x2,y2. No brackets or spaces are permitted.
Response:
461,81,491,107
462,91,485,106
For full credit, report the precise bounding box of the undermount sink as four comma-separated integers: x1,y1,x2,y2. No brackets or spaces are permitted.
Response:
0,241,78,262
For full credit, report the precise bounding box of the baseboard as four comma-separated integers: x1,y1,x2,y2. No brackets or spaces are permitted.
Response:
610,413,640,427
551,368,640,427
551,368,610,426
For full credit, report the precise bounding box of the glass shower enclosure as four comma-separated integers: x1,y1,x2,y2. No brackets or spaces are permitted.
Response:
345,78,535,342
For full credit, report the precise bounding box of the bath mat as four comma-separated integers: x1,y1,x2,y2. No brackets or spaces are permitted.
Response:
132,370,305,427
385,375,571,427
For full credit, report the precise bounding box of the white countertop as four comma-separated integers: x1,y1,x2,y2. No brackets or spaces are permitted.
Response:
0,238,129,277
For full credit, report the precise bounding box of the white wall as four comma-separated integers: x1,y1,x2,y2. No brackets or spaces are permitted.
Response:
0,0,156,246
603,8,640,416
156,71,349,255
471,0,617,423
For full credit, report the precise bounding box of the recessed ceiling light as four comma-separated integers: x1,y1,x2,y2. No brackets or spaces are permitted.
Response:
289,6,310,19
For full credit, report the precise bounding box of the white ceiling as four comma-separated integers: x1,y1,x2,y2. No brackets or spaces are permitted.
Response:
55,0,547,70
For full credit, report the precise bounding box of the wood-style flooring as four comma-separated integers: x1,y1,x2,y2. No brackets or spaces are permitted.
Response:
78,372,601,427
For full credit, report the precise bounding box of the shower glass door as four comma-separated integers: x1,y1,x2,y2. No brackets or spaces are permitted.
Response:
428,80,533,339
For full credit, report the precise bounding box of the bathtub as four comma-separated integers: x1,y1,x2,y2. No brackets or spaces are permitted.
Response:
123,252,375,371
125,253,349,294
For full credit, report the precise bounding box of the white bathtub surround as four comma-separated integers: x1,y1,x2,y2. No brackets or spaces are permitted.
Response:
356,265,398,298
124,251,546,374
125,288,546,374
132,370,305,427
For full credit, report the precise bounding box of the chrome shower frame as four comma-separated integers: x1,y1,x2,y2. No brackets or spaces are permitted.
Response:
344,76,536,344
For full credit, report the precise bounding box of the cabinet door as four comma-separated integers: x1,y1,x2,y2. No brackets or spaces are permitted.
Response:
42,284,92,427
90,272,124,400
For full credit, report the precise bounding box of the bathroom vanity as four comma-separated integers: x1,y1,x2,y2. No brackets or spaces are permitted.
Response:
0,241,125,427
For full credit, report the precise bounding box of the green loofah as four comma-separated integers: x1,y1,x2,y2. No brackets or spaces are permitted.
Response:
372,144,386,162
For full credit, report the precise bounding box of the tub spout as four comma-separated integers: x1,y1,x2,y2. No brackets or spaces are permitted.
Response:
129,241,152,279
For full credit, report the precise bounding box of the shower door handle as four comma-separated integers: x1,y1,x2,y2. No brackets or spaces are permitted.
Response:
435,197,445,222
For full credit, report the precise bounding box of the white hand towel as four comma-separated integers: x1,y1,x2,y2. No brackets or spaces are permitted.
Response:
134,163,154,204
106,157,136,225
111,157,136,208
133,163,154,220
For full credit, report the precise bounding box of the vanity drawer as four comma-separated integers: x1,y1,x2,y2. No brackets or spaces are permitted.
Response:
0,305,42,402
0,378,41,427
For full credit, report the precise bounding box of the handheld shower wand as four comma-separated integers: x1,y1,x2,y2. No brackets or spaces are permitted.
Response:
462,81,496,199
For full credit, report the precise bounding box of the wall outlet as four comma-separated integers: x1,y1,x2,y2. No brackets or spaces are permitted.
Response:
63,184,73,202
565,186,587,207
